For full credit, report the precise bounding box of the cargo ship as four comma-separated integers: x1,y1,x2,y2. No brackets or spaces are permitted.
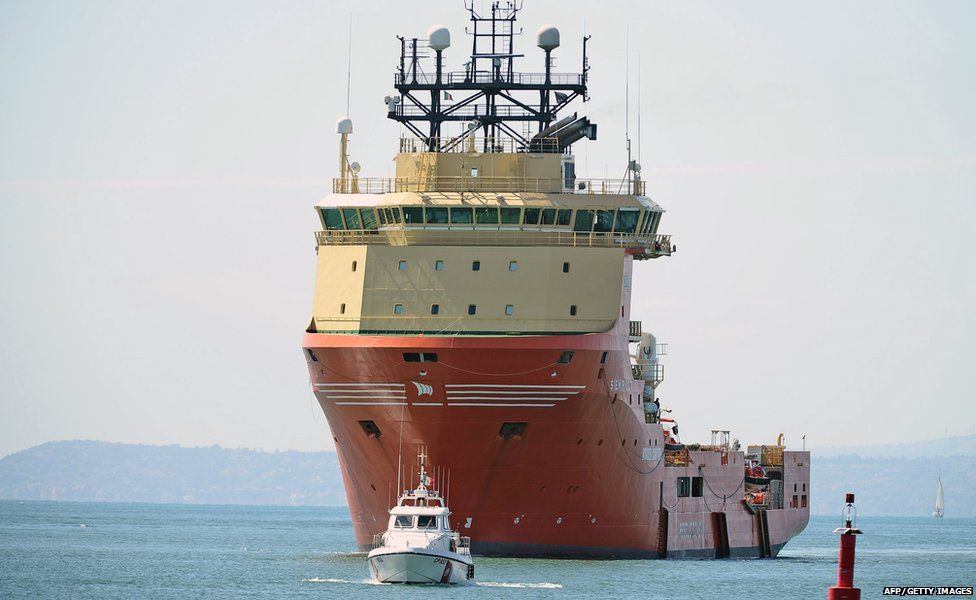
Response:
302,1,809,558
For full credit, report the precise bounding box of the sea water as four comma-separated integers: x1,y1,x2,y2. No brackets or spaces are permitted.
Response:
0,501,972,599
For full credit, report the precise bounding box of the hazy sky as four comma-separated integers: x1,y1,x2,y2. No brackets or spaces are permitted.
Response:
1,0,974,458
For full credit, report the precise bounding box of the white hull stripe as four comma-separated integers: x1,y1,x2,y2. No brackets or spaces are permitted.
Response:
445,396,568,401
445,390,579,395
447,403,555,408
324,395,407,400
334,401,406,406
411,402,444,406
314,383,404,388
445,384,585,389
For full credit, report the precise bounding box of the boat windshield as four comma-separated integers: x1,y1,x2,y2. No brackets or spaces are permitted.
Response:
394,516,413,528
417,515,438,529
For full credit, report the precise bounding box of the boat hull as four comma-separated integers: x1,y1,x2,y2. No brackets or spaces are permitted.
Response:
304,328,811,559
367,548,472,584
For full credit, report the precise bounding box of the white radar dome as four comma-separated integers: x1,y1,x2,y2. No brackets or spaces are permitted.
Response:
536,25,560,50
336,117,353,134
427,26,451,51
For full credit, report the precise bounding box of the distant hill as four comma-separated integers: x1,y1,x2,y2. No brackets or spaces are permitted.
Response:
0,441,345,506
813,434,976,458
2,437,974,517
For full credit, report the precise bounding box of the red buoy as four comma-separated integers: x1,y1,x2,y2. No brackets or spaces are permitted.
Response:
827,492,863,600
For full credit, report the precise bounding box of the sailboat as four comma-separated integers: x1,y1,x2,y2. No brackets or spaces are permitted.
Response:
933,476,944,518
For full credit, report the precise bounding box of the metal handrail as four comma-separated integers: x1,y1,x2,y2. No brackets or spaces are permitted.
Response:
332,176,645,196
314,229,672,255
398,136,559,153
396,71,583,86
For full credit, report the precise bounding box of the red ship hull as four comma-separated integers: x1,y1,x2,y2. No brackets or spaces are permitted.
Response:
303,325,810,558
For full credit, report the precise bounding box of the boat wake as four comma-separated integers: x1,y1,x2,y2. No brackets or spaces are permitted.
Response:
476,581,563,589
302,577,386,585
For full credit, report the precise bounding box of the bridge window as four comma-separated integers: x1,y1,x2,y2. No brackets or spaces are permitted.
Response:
500,207,521,224
557,209,572,226
394,516,413,528
570,305,578,316
377,209,387,225
505,304,514,316
393,304,404,315
450,207,473,224
540,208,556,225
562,262,570,273
594,209,614,232
614,209,639,233
472,260,480,271
390,207,403,224
476,206,499,224
524,208,541,225
342,208,361,230
692,476,704,497
360,209,378,230
321,208,344,230
435,260,444,271
430,304,440,315
398,260,407,271
508,261,518,271
677,477,691,498
468,304,477,315
402,207,423,224
573,209,594,232
418,515,438,529
425,207,448,224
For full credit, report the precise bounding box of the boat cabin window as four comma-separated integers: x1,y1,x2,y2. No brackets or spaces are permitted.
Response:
417,515,438,529
425,207,448,224
390,207,403,224
500,207,521,224
594,209,614,233
402,207,424,224
540,208,556,225
360,209,378,230
321,208,344,230
523,208,541,225
557,209,572,226
614,209,639,233
394,516,413,528
573,209,594,232
476,207,499,224
450,207,473,224
342,208,361,230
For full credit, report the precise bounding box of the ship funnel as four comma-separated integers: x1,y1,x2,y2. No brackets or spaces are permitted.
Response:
536,25,560,50
427,26,451,51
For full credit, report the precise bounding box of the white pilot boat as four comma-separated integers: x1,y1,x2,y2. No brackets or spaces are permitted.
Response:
367,450,474,584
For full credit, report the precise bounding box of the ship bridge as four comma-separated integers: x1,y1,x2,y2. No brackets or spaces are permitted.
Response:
309,1,672,336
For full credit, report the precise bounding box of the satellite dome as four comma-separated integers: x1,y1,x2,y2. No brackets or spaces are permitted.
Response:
536,25,560,50
336,117,353,134
427,25,451,51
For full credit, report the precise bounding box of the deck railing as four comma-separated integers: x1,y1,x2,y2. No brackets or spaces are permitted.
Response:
396,71,583,87
370,532,471,554
314,229,671,255
332,176,645,196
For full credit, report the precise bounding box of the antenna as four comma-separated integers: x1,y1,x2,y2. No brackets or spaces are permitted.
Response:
346,13,353,117
637,54,642,166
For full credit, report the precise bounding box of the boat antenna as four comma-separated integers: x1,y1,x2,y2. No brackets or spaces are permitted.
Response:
346,12,353,117
637,53,641,166
395,401,405,498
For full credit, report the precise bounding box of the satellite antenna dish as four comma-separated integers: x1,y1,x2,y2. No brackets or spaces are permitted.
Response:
427,25,451,51
350,162,361,174
536,25,560,50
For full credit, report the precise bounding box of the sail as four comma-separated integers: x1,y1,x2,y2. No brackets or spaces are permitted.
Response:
933,477,945,517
